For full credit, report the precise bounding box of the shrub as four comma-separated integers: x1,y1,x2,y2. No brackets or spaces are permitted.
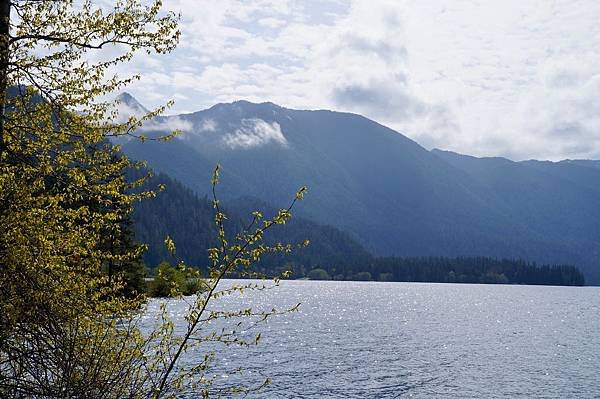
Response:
149,262,186,297
183,278,208,296
307,268,330,280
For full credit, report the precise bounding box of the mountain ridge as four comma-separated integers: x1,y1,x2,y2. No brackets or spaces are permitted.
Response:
120,95,600,283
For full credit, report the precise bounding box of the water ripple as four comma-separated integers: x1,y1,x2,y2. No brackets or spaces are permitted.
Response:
147,281,600,398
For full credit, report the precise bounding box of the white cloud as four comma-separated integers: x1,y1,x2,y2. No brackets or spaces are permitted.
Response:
177,118,218,141
258,17,286,29
509,54,600,159
200,118,217,132
223,118,288,149
395,0,600,160
144,117,193,134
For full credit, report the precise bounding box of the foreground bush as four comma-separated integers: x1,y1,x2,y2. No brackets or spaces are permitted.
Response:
149,261,208,297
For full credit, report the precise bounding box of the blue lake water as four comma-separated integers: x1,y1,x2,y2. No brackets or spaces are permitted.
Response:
147,280,600,398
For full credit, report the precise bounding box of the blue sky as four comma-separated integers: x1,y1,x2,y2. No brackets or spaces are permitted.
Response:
119,0,600,161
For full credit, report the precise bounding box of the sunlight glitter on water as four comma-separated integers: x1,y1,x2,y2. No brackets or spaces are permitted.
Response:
145,280,600,398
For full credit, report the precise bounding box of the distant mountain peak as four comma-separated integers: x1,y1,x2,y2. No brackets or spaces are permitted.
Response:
206,99,284,114
115,92,149,115
230,99,280,107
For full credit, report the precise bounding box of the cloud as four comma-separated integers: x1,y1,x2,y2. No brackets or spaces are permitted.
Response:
115,0,600,160
177,118,218,141
144,117,193,134
200,118,217,132
223,118,288,149
258,17,286,29
509,54,600,159
332,78,423,121
323,3,460,143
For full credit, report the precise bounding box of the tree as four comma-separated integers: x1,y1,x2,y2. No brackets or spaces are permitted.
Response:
95,161,149,299
0,2,308,398
0,0,180,397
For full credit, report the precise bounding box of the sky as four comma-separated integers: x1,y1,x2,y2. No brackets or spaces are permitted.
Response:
120,0,600,161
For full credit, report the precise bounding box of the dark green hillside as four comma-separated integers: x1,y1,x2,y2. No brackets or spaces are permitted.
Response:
132,172,372,273
132,172,221,268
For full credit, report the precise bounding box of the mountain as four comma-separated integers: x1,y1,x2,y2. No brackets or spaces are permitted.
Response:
116,92,149,116
121,97,600,284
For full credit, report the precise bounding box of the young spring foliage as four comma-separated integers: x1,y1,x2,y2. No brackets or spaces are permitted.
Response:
146,165,307,399
0,1,181,397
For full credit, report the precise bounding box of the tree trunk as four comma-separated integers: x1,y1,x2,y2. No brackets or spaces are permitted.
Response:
0,0,10,162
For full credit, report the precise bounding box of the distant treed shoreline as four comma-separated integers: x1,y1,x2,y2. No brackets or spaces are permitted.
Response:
241,256,585,287
133,172,585,288
145,256,584,291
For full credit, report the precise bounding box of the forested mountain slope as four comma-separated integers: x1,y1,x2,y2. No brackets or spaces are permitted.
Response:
121,96,600,283
132,172,371,275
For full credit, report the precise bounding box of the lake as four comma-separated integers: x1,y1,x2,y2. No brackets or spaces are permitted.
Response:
146,280,600,398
